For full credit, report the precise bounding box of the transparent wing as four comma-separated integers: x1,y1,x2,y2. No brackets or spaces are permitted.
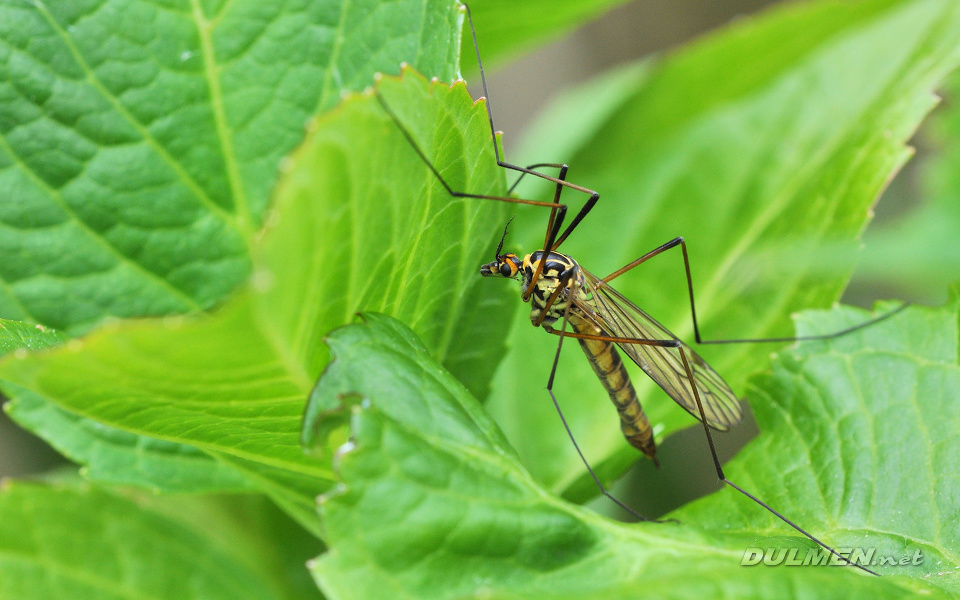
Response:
573,269,743,431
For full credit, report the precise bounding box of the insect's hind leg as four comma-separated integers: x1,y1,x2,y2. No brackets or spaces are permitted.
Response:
602,236,909,345
544,310,677,522
671,345,879,576
539,273,679,522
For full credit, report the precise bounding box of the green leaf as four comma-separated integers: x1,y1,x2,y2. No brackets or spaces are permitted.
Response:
0,0,463,333
677,290,960,594
2,323,230,499
253,69,510,398
484,0,960,498
0,70,510,524
302,313,515,461
4,384,257,494
0,0,471,501
0,482,323,600
852,71,960,302
2,299,333,527
0,321,246,496
464,0,632,68
309,306,958,599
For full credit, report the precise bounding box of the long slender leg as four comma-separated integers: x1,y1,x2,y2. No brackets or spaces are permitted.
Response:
506,163,599,251
543,302,684,522
671,344,880,576
374,93,559,211
526,166,568,300
508,163,565,194
375,85,600,253
378,85,594,300
377,5,601,256
544,318,880,574
539,267,877,573
602,236,909,345
461,3,600,250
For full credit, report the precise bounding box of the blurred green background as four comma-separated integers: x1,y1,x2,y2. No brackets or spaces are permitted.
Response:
3,0,956,520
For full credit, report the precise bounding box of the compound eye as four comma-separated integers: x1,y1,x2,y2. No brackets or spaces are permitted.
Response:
499,261,514,277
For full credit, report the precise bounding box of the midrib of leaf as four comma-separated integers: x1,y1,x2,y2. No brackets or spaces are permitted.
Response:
434,183,475,363
402,196,468,334
190,0,253,234
831,352,877,521
29,1,244,239
731,340,960,565
816,342,943,537
0,131,202,312
65,332,326,477
204,440,328,479
769,380,840,525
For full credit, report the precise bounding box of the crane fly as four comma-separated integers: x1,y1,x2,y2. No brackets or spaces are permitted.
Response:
480,245,742,467
375,2,909,576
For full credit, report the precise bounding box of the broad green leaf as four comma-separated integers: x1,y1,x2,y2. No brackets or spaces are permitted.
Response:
0,319,251,495
0,0,462,333
1,298,333,516
0,482,323,600
485,0,960,499
463,0,632,68
302,313,515,462
852,71,960,302
0,70,510,526
253,69,510,397
309,307,957,599
0,0,469,498
677,290,960,595
4,384,257,494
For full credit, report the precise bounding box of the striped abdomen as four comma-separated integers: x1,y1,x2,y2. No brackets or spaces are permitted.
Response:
570,315,659,467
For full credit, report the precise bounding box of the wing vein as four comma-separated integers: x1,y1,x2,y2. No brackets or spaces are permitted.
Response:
574,269,743,430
